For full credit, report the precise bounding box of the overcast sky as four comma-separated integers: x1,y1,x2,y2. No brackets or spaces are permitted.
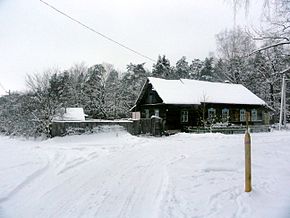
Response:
0,0,263,95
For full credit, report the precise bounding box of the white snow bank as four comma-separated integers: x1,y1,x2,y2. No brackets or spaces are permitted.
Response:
148,77,266,105
0,130,290,218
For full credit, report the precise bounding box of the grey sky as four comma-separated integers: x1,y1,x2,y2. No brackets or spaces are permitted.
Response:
0,0,262,95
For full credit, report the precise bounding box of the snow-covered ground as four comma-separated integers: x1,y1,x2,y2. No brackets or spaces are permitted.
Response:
0,126,290,218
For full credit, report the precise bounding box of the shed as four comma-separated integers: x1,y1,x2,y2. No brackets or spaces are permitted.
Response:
53,108,86,122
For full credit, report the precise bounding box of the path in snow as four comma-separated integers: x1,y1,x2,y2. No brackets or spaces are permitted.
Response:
0,128,290,218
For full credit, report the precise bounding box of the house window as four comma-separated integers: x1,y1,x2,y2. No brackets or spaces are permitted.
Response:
145,109,150,118
208,108,216,121
181,110,188,123
240,109,246,122
154,109,159,117
251,109,257,121
132,112,141,120
222,108,229,122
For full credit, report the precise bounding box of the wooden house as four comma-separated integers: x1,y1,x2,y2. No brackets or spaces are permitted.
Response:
131,77,272,132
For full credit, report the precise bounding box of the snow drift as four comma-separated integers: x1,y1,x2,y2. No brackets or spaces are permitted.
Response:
0,127,290,218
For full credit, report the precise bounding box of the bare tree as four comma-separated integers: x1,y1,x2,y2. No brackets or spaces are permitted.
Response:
67,63,88,107
232,0,290,53
26,68,62,136
215,27,256,83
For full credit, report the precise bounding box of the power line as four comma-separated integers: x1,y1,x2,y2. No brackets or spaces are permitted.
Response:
0,82,7,94
39,0,156,63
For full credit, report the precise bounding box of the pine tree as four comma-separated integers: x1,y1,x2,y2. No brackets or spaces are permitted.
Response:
174,56,190,79
189,59,203,80
84,64,107,118
200,57,215,81
119,63,150,116
152,55,172,79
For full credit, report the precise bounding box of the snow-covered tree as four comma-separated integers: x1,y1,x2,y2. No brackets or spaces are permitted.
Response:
173,56,190,79
104,68,121,118
26,70,62,136
231,0,290,53
84,64,107,118
152,55,172,79
199,57,215,81
249,46,289,116
216,27,256,83
189,59,204,80
119,63,150,116
67,63,88,108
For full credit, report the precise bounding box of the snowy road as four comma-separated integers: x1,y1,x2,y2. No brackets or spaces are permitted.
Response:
0,127,290,218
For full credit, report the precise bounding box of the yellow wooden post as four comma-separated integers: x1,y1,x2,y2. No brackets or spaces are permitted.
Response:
245,112,252,192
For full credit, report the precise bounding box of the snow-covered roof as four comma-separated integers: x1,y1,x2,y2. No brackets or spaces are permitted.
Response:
53,108,86,121
147,77,266,105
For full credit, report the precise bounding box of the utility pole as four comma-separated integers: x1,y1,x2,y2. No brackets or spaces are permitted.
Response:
283,78,287,129
278,67,290,130
279,74,286,130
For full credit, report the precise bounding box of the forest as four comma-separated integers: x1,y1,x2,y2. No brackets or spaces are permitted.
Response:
0,0,289,137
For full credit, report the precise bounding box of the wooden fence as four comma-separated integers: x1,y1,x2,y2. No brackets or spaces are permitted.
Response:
186,125,270,134
50,119,270,137
50,120,136,137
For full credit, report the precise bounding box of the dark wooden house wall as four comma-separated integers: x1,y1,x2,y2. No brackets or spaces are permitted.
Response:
139,104,269,130
138,84,163,105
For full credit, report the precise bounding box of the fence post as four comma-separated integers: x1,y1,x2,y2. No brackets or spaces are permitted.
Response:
245,112,252,192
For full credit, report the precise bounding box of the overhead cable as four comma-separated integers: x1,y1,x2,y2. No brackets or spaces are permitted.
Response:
39,0,156,63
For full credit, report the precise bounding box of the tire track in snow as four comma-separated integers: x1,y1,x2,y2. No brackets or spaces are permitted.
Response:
50,148,101,176
0,207,5,218
200,185,242,218
0,159,49,204
85,144,176,218
234,192,250,218
0,162,34,171
0,135,219,217
57,157,87,175
92,152,157,217
56,150,102,175
160,154,192,218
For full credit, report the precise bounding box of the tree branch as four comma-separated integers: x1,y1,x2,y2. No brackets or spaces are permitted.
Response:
248,41,290,56
253,36,290,41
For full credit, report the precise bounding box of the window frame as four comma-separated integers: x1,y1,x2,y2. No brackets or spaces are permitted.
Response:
208,108,216,121
251,109,257,121
180,110,189,123
222,108,229,122
240,109,246,122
